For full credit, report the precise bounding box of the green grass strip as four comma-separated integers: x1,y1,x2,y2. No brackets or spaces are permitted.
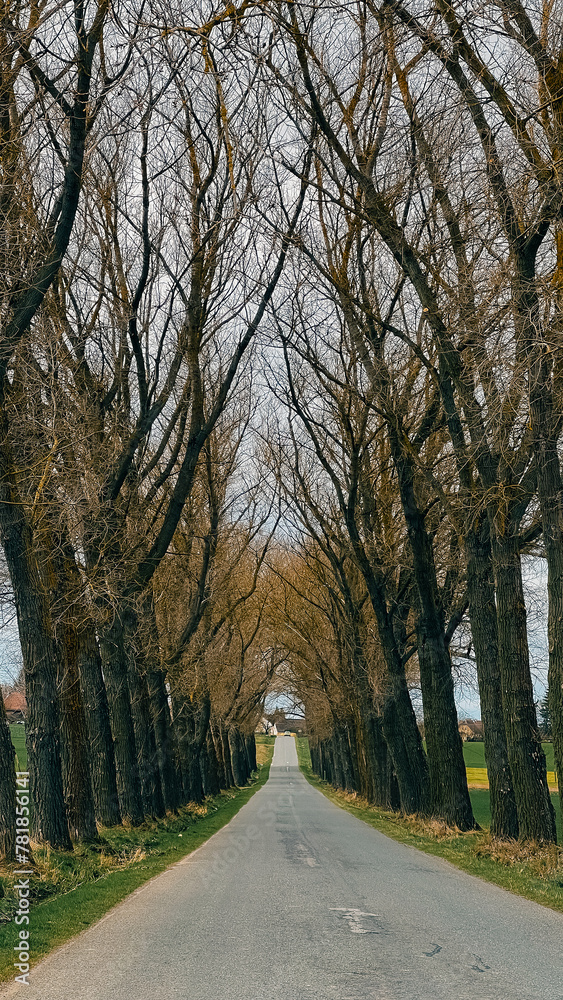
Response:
8,725,27,772
295,738,563,915
0,739,274,983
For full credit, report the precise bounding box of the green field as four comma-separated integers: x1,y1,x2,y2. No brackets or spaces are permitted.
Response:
468,787,562,842
463,741,556,773
9,724,27,770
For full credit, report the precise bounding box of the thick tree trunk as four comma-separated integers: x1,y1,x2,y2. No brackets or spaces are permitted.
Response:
0,441,71,849
0,691,16,860
188,696,210,804
245,734,257,773
207,729,222,793
210,719,230,789
128,660,165,819
380,696,424,815
200,730,221,797
368,713,396,808
417,625,475,828
309,738,320,775
220,723,235,788
391,440,475,829
330,730,345,790
228,728,248,786
347,717,364,794
490,523,556,842
77,626,121,826
172,694,209,803
170,693,190,804
333,721,355,791
45,535,99,842
56,625,98,841
529,397,563,814
344,507,429,813
52,535,120,827
320,739,334,783
465,517,519,839
147,669,179,813
518,259,563,818
98,614,144,825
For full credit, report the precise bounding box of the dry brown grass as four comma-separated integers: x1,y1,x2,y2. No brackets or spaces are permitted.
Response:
255,738,274,767
401,815,471,840
474,837,563,879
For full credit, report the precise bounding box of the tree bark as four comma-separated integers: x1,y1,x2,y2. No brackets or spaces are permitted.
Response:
0,690,16,860
210,718,230,790
77,625,121,826
147,668,179,813
245,733,257,773
53,534,120,827
200,729,221,797
128,659,165,819
97,613,144,825
490,522,556,842
56,624,98,841
228,727,248,786
528,362,563,814
465,517,519,839
0,435,71,849
220,723,234,788
391,437,475,829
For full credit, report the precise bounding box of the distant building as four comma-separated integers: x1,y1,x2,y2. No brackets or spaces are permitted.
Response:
458,719,483,741
256,717,278,736
276,715,307,735
4,692,27,723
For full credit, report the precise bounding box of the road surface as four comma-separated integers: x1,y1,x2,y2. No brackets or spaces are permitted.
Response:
3,737,562,999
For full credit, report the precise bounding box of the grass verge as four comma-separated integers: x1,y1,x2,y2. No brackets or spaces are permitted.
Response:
8,725,26,771
0,736,275,984
295,737,563,914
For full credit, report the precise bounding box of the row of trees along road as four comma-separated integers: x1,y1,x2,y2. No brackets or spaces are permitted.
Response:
1,0,563,852
0,0,303,855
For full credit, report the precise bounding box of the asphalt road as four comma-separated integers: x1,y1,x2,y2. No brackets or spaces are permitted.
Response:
4,737,563,1000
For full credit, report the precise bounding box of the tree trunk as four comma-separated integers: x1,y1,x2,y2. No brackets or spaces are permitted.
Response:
228,727,247,785
320,739,334,783
490,522,556,842
368,713,396,808
518,256,563,819
77,625,121,826
210,718,229,789
98,613,144,825
188,696,210,804
529,386,563,815
0,438,71,849
170,693,190,804
200,730,221,797
347,717,364,794
56,624,98,841
344,502,429,813
128,660,165,819
171,694,208,803
147,669,179,813
392,439,475,829
0,690,16,860
220,723,234,788
45,534,99,842
245,733,257,773
465,516,519,839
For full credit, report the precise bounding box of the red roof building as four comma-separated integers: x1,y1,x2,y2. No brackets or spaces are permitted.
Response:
4,691,27,722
